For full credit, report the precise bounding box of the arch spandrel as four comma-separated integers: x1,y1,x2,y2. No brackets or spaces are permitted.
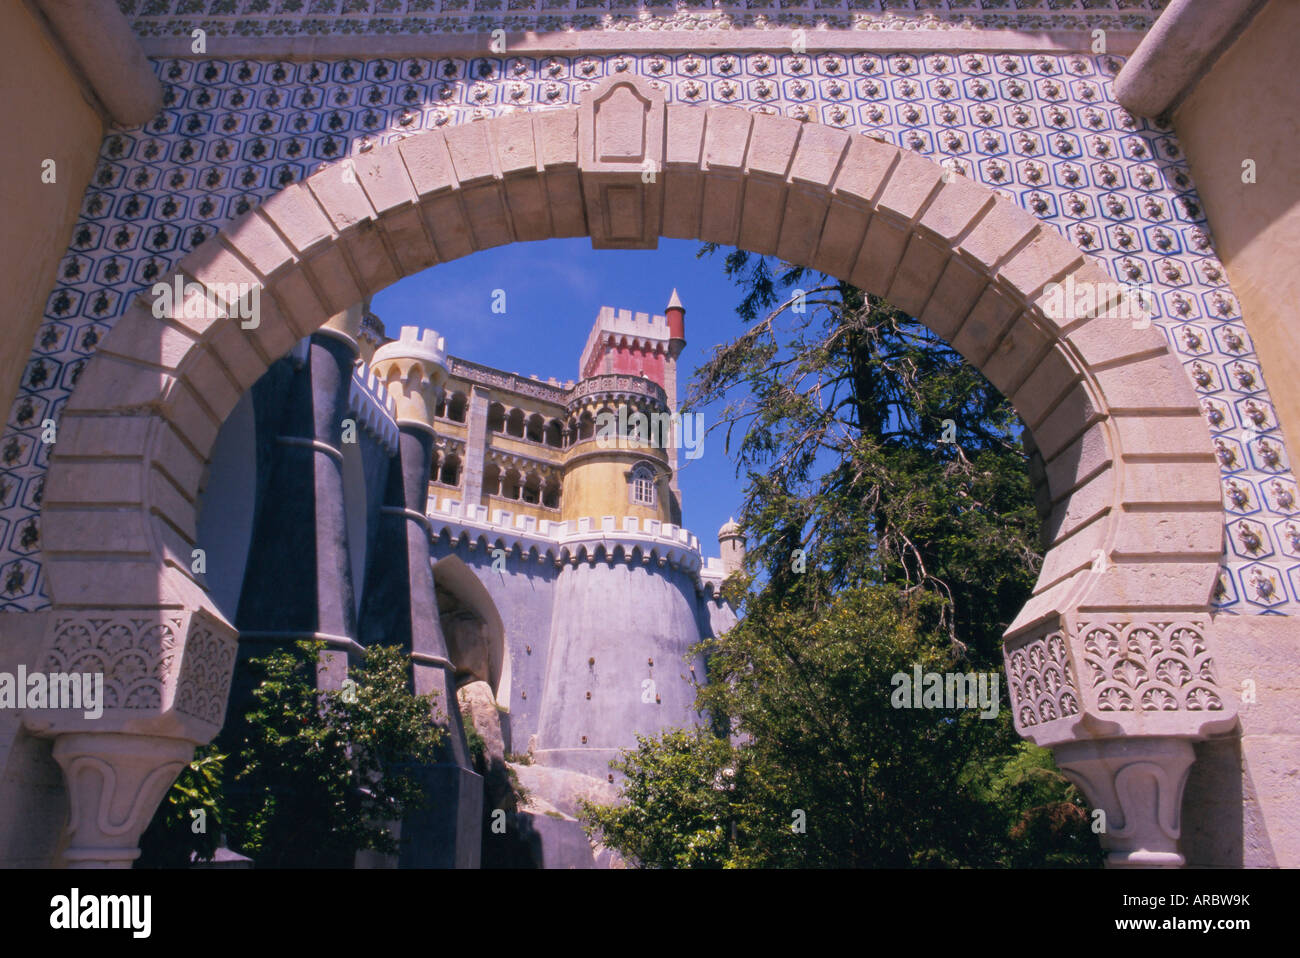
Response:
37,74,1234,867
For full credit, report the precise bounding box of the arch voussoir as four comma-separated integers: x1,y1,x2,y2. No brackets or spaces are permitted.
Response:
776,123,849,266
662,105,706,239
996,227,1085,307
737,113,802,257
697,108,752,248
918,256,987,340
949,286,1024,370
886,233,950,318
954,198,1041,276
94,297,199,372
980,314,1055,400
258,180,338,257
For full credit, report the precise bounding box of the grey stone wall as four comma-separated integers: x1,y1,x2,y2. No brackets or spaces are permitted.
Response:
431,534,559,753
536,558,706,780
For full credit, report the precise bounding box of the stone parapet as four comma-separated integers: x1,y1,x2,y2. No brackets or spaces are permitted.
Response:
578,306,673,378
566,373,668,412
699,556,729,597
370,325,449,426
446,357,572,406
428,496,704,573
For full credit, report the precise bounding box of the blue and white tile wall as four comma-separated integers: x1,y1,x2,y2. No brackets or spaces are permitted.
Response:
1,45,1294,616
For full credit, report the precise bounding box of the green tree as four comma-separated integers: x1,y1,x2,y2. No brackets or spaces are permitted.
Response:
192,641,448,868
581,250,1099,868
690,249,1039,661
585,588,1085,867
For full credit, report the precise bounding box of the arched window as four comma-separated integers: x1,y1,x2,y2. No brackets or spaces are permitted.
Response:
525,413,544,443
629,463,656,507
438,453,461,487
521,472,541,504
447,392,467,423
542,480,561,510
506,408,525,438
501,468,522,500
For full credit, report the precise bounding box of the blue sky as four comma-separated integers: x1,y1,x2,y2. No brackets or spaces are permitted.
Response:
371,237,758,557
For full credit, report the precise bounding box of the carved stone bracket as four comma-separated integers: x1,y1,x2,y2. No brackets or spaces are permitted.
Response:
53,732,196,868
578,75,665,249
25,606,238,868
1052,736,1196,868
26,607,238,742
1005,614,1238,746
1004,613,1238,868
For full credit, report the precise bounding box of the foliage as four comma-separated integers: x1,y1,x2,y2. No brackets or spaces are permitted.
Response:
686,248,1040,662
582,728,737,869
137,746,227,868
505,765,530,808
211,641,445,868
462,711,488,768
976,741,1102,868
585,588,1099,868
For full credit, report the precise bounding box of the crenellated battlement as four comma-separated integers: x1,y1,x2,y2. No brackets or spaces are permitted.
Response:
347,364,399,454
579,305,673,380
373,324,448,370
427,495,712,574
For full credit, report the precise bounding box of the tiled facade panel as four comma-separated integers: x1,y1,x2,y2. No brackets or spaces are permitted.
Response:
1,39,1294,615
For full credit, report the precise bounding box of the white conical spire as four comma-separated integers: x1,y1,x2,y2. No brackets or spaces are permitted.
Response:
666,288,684,311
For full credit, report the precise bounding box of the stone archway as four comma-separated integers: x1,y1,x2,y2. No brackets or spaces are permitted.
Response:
36,74,1235,867
433,554,509,708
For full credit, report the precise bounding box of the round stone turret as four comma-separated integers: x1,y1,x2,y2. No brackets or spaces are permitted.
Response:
719,516,745,575
561,374,674,523
370,325,449,429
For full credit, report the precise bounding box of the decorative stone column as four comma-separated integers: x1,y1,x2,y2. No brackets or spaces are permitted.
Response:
235,323,362,689
1004,614,1238,867
362,325,482,868
28,607,238,867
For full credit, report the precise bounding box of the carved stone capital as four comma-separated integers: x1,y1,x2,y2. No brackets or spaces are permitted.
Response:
1052,736,1196,868
52,732,195,868
25,606,238,743
1004,614,1238,747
